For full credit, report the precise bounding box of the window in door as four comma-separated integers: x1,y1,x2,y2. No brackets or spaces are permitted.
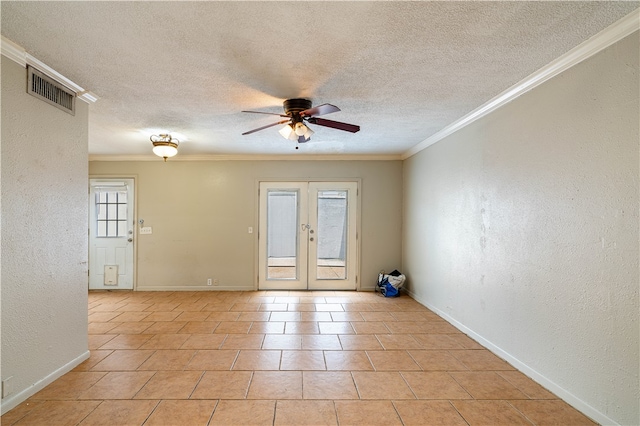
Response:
95,189,128,237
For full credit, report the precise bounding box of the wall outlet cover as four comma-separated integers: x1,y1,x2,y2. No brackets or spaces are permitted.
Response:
140,227,153,234
2,377,14,398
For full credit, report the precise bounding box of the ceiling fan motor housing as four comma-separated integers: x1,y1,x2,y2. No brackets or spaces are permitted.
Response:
283,98,312,117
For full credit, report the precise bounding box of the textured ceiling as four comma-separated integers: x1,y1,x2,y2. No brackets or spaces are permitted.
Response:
1,2,637,157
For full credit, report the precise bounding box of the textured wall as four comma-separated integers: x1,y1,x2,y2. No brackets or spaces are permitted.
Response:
1,57,89,411
402,34,639,425
88,160,403,291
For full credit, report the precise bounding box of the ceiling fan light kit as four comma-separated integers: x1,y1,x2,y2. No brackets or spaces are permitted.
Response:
242,98,360,148
150,134,179,161
278,124,294,140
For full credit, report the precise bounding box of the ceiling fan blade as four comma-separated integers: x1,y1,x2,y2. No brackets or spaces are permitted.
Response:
307,117,360,133
300,103,340,117
242,119,290,135
242,110,289,118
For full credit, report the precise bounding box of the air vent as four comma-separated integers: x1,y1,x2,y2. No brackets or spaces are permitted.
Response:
27,66,75,115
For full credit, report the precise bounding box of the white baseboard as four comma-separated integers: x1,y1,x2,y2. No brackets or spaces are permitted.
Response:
136,285,255,292
137,286,377,292
0,350,90,416
406,289,619,426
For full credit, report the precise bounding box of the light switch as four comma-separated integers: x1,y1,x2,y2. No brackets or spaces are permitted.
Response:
248,227,253,234
140,227,153,234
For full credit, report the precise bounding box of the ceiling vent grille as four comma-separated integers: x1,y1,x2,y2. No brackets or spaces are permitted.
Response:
27,66,76,115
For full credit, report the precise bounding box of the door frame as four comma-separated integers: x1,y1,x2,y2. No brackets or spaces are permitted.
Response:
88,174,138,291
254,178,361,291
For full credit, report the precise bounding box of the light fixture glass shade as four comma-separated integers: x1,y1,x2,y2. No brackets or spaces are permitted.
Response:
281,122,314,142
294,122,307,136
152,143,178,158
279,124,294,140
302,126,314,140
150,134,179,161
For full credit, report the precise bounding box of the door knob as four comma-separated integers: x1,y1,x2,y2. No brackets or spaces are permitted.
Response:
127,238,133,242
310,237,314,241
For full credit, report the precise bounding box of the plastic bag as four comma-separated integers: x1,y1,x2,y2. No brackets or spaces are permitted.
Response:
379,279,399,297
377,270,405,297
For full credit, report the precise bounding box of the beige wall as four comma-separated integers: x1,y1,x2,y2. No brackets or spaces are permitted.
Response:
1,57,89,413
402,34,639,425
89,160,403,291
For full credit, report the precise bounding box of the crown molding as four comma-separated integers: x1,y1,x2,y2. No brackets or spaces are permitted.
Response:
1,36,26,66
1,36,98,104
89,154,402,162
402,8,640,160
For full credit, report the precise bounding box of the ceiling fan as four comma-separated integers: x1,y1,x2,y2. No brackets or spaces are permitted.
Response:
242,98,360,147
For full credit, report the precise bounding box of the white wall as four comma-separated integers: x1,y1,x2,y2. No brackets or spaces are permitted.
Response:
1,57,89,413
88,160,403,291
402,33,639,425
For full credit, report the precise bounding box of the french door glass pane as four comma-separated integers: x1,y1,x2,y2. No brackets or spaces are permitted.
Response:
316,190,347,280
267,190,298,280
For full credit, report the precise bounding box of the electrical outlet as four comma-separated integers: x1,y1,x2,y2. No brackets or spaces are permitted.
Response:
2,377,14,398
207,278,212,286
213,278,219,286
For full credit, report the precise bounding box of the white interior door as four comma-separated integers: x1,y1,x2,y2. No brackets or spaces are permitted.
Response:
258,181,358,290
89,178,135,290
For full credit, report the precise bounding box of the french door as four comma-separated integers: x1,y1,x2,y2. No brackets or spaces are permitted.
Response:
88,178,135,290
258,181,358,290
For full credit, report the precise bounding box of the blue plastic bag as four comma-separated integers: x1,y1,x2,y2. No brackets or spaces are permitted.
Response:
378,277,399,297
382,281,399,297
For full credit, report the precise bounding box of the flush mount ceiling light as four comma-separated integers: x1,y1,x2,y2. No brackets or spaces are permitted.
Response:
150,134,179,161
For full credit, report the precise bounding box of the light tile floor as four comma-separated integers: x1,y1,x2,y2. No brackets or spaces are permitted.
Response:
2,290,596,425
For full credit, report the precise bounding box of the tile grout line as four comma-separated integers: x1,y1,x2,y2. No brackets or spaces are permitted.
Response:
505,399,537,425
204,399,219,426
446,399,472,426
139,399,162,426
390,400,407,426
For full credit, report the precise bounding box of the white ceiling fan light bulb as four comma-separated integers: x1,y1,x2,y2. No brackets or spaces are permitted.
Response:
294,122,307,136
